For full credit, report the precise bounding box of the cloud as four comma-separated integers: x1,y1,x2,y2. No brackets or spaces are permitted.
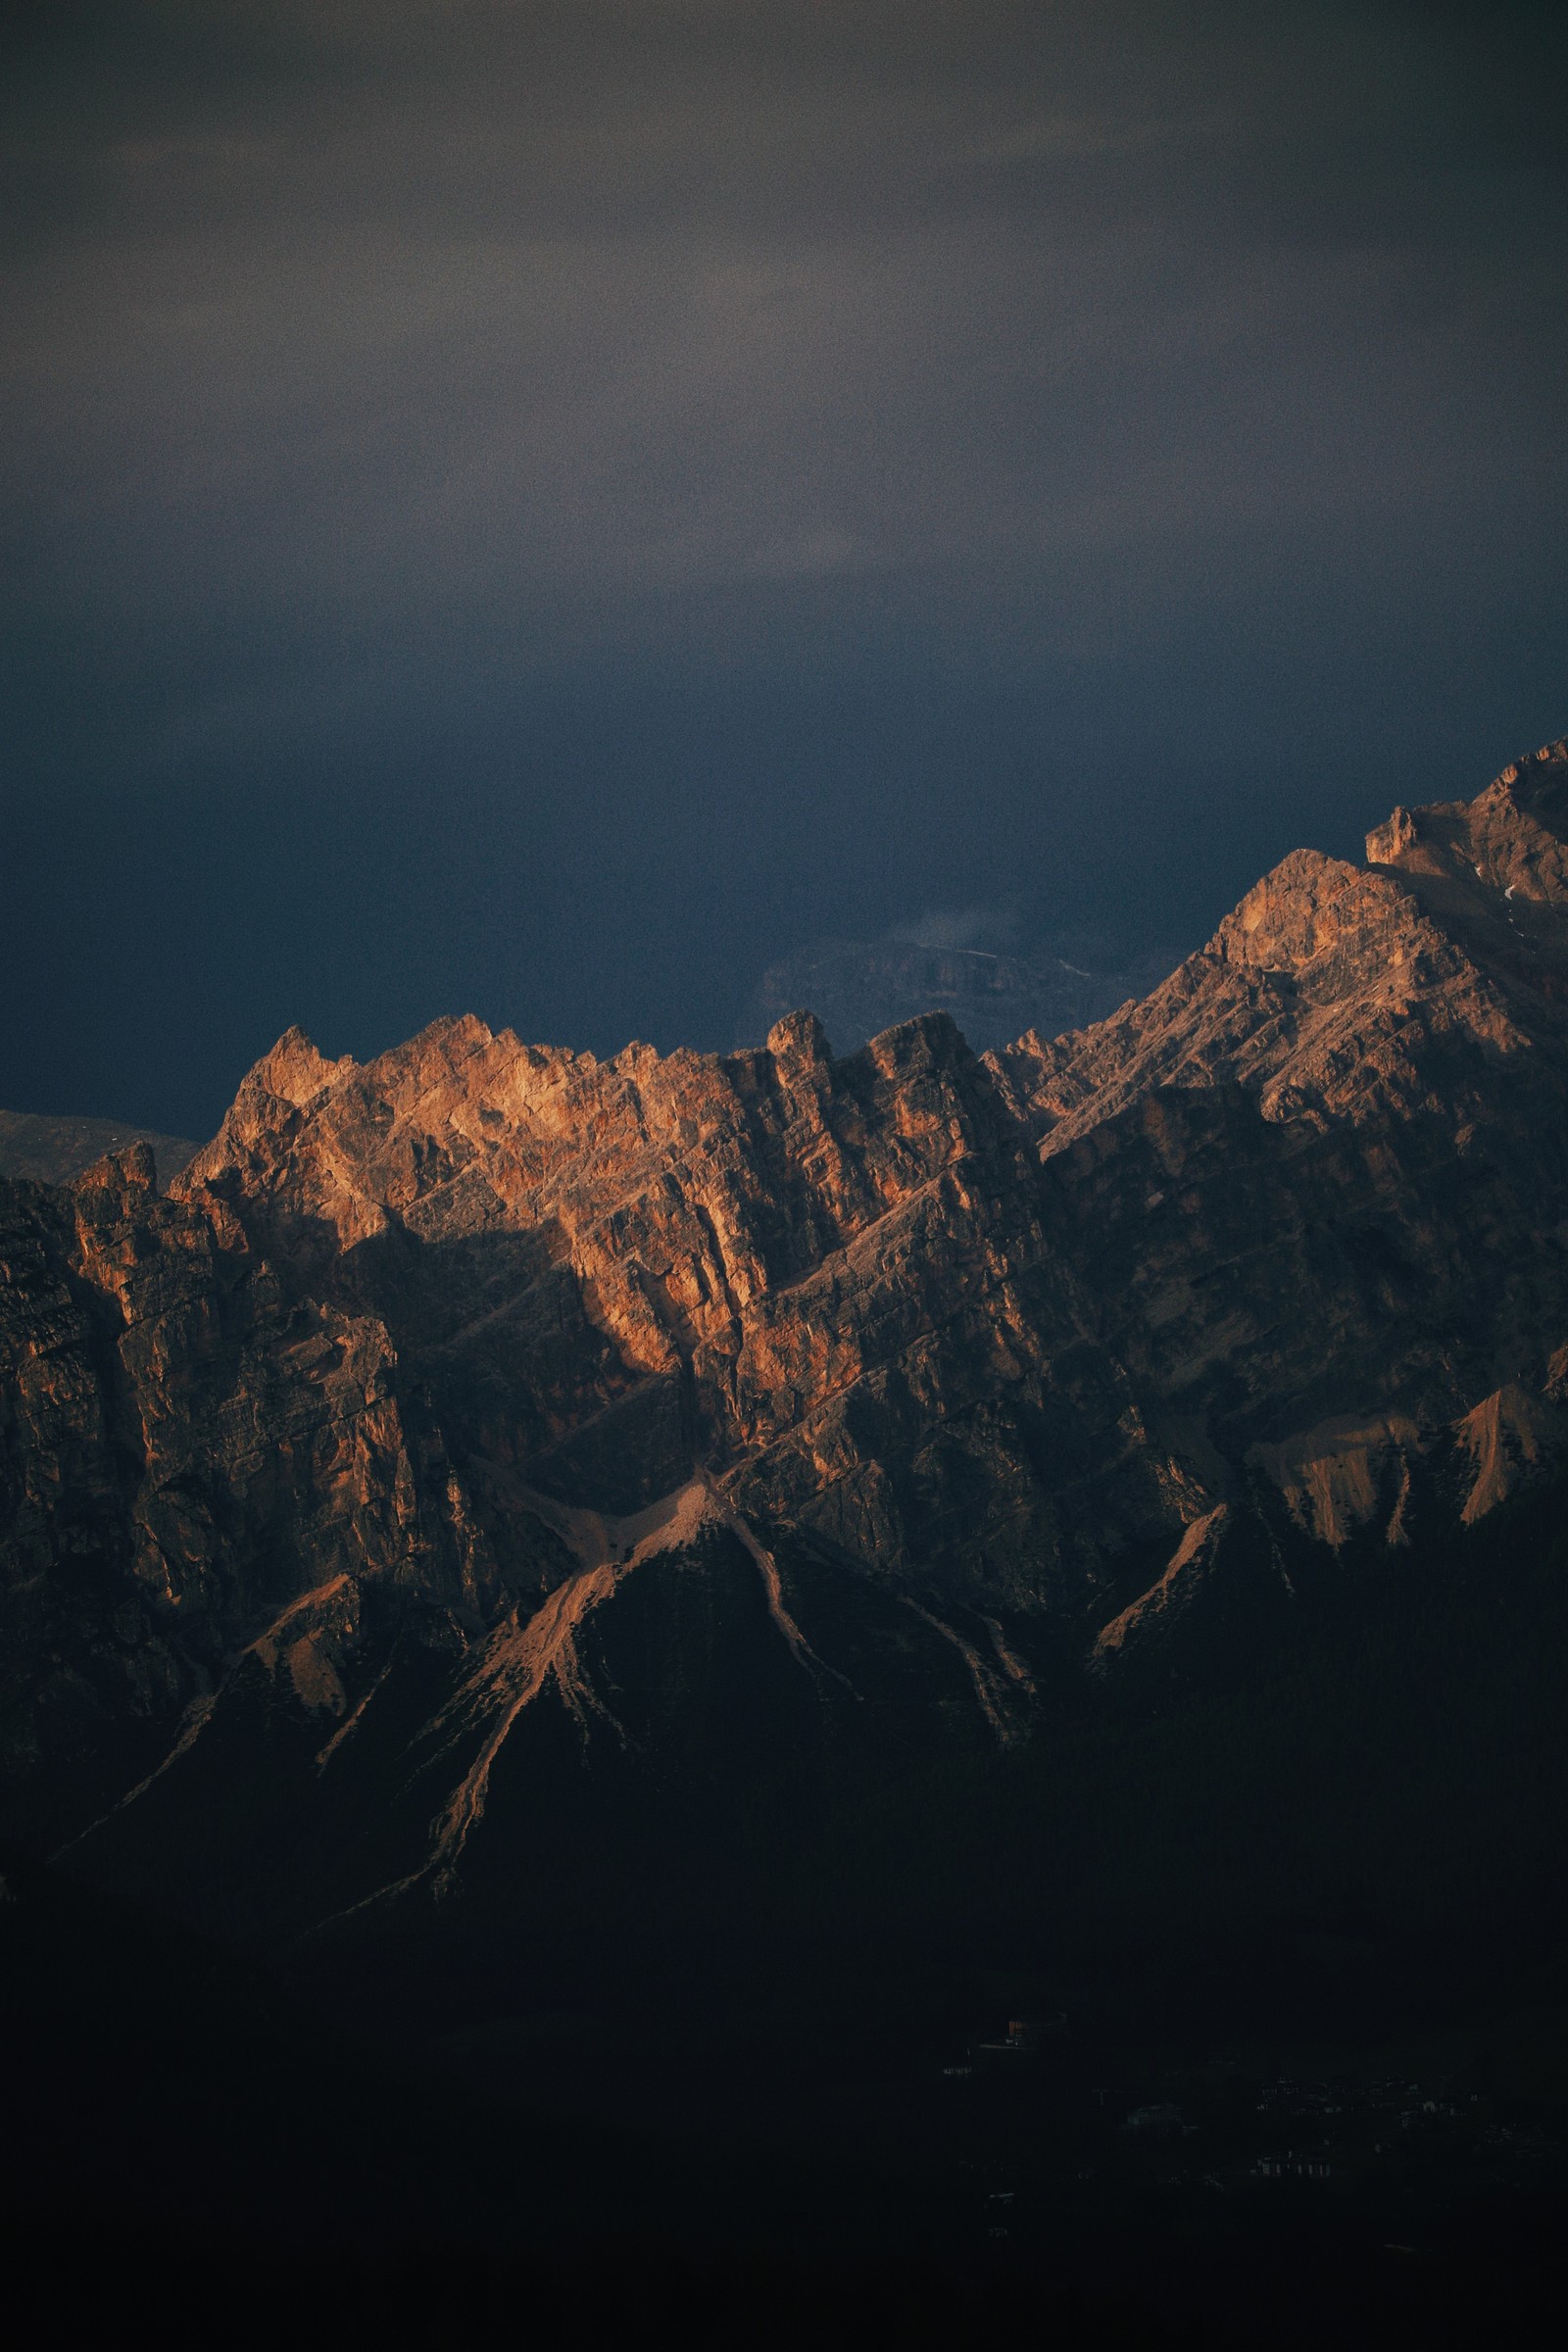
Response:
6,0,1564,671
887,905,1019,953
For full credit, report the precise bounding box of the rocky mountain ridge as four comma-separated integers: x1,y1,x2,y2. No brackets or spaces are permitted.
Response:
5,740,1568,1946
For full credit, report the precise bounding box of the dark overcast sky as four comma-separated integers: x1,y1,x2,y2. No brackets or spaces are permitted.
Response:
3,1,1566,1136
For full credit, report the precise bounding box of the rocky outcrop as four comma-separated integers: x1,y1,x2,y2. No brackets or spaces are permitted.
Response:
6,742,1568,1936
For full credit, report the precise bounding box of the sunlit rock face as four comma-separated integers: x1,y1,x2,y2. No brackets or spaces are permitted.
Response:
5,742,1568,1936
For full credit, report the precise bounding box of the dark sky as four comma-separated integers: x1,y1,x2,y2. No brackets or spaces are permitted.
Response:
4,1,1566,1137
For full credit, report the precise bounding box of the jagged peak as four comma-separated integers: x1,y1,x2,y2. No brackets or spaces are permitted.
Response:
858,1008,972,1074
71,1139,158,1202
406,1011,494,1054
174,1028,357,1191
1215,848,1400,976
1491,736,1568,798
765,1008,832,1066
250,1026,357,1108
612,1038,663,1075
1365,734,1568,905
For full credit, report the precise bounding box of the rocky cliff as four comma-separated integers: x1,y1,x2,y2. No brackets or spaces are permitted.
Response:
5,742,1568,1944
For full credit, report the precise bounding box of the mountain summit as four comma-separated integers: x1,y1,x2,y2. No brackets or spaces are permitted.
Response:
5,743,1568,1945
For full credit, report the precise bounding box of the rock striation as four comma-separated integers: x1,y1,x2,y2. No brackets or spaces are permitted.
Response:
6,742,1568,1937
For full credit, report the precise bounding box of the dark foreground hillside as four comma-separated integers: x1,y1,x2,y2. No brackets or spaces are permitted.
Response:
9,1471,1568,2349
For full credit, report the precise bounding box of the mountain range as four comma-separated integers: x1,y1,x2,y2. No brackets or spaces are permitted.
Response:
5,739,1568,1983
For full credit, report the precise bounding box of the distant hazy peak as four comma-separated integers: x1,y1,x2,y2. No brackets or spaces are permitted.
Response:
735,935,1176,1060
0,1109,200,1191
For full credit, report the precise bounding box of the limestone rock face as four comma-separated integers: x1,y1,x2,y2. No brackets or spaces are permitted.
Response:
6,741,1568,1936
